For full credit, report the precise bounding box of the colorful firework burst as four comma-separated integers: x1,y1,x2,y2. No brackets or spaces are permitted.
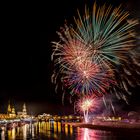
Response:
51,2,139,103
52,38,115,97
71,2,139,100
63,59,115,96
72,2,138,67
76,95,100,123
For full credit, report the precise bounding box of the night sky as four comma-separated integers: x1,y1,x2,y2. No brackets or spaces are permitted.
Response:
0,0,140,115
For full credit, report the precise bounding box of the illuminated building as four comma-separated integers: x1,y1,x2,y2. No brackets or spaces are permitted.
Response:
0,114,9,119
9,106,16,118
0,101,30,120
22,103,27,115
0,101,15,119
7,101,12,115
7,101,16,118
17,103,28,118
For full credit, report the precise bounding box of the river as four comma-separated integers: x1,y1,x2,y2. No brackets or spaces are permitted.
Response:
1,121,140,140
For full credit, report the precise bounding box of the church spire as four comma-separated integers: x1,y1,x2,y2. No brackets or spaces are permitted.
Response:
22,103,27,115
7,100,11,114
11,106,16,114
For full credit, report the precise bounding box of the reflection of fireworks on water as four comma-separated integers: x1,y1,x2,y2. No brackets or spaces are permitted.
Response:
76,95,100,123
77,127,100,140
84,128,90,140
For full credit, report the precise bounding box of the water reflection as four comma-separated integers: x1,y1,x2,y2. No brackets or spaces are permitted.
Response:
77,127,104,140
0,121,140,140
84,128,90,140
1,130,5,140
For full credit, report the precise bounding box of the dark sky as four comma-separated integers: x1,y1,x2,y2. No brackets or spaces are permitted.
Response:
0,0,139,115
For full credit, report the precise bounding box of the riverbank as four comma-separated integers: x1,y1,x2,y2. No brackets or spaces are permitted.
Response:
64,121,140,132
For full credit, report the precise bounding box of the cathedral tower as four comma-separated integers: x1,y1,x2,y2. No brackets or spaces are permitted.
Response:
7,101,11,115
22,103,27,115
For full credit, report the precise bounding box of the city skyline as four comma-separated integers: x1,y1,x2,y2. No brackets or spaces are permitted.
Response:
0,0,140,115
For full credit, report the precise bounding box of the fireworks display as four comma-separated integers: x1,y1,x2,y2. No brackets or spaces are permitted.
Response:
76,95,99,122
72,3,138,67
54,39,115,96
77,96,95,113
51,2,139,105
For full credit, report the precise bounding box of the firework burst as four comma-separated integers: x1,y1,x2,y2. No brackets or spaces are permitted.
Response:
52,38,115,97
76,95,100,123
63,59,115,96
51,2,139,103
72,2,138,67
